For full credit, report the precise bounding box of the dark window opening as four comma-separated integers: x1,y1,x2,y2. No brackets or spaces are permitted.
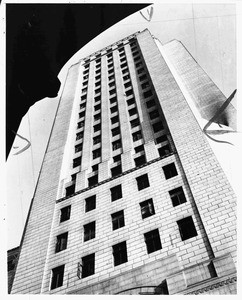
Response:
154,280,169,295
132,130,142,142
112,210,125,230
169,187,187,207
153,121,164,133
158,145,171,157
124,81,132,89
83,74,88,80
93,123,101,132
81,94,87,101
75,144,82,153
65,185,75,197
111,184,122,201
137,67,144,74
82,87,87,94
94,95,101,102
140,199,155,219
93,135,101,145
144,90,153,98
122,68,129,75
110,105,118,114
141,82,150,89
96,68,101,74
113,154,121,163
120,57,126,63
177,216,197,241
134,55,141,62
95,88,101,94
135,62,142,68
94,113,101,122
112,127,120,136
88,175,98,187
55,232,68,253
82,254,95,278
111,115,119,125
110,96,117,104
149,110,159,120
109,89,116,96
84,221,95,241
83,80,88,87
146,99,156,108
132,50,139,57
108,75,115,81
94,104,101,111
77,121,84,129
144,229,162,254
134,155,146,167
93,149,101,159
108,68,114,75
73,157,81,168
134,145,144,153
139,74,147,81
163,163,178,179
60,205,71,222
109,81,115,88
92,164,98,172
112,139,122,151
111,165,122,177
112,241,127,266
51,265,65,290
107,63,113,69
127,97,135,106
136,174,150,191
123,74,130,81
95,74,101,81
156,135,167,144
125,89,133,97
129,107,137,116
80,103,86,109
85,195,96,212
130,118,140,128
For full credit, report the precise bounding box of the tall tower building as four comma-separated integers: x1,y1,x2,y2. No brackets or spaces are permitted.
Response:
10,29,236,295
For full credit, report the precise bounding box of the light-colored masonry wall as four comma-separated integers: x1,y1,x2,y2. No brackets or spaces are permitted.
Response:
11,63,81,294
137,30,236,262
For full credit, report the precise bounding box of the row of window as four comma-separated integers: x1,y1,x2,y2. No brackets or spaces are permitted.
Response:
51,215,197,289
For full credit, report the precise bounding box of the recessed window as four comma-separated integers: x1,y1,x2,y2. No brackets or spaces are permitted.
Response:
163,163,178,179
112,210,125,230
94,95,101,102
83,68,89,75
85,195,96,212
93,123,101,132
108,74,115,81
94,113,101,122
139,74,147,82
112,127,120,136
169,187,187,207
158,145,171,157
177,216,197,241
112,139,122,151
128,107,137,116
88,175,98,187
119,51,125,57
132,50,139,57
127,97,135,106
112,241,127,266
153,121,164,133
110,96,117,104
83,74,88,80
118,46,124,52
82,253,95,278
136,174,150,191
107,57,113,64
156,135,167,144
80,103,86,109
134,155,146,167
144,229,162,254
109,81,115,88
71,173,77,181
93,135,101,145
123,74,130,81
110,105,118,114
113,154,121,163
109,89,116,96
107,52,112,58
149,110,159,120
55,232,68,253
135,62,142,68
93,148,101,159
110,184,122,201
132,130,142,142
96,58,101,64
77,121,84,129
82,87,87,94
146,99,156,108
65,185,75,197
140,199,155,219
122,67,129,75
96,63,101,69
111,115,119,125
95,82,101,88
96,68,101,74
81,94,87,101
125,89,133,97
107,62,113,69
108,68,114,75
60,205,71,222
111,165,122,177
73,157,81,168
83,81,88,87
137,67,144,74
134,144,144,153
120,57,126,63
134,55,141,62
51,265,65,290
92,164,98,172
84,221,95,241
94,104,101,111
141,82,150,89
95,74,101,81
75,144,82,153
130,118,140,128
95,88,101,94
144,90,153,98
124,81,132,89
84,63,90,69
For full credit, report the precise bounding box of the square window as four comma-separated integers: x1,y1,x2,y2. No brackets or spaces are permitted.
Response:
112,241,127,266
80,103,86,109
94,95,101,102
55,232,68,253
156,135,167,144
120,57,126,63
135,62,142,68
163,163,178,179
93,148,101,159
139,74,147,82
85,195,96,212
146,99,156,108
60,205,71,222
136,174,150,191
75,144,82,153
134,155,146,167
122,68,129,75
109,89,116,96
140,199,155,219
51,265,65,290
111,165,122,177
92,164,98,172
71,173,77,181
95,88,101,94
124,81,132,89
73,157,81,168
144,229,162,254
83,74,88,80
83,68,89,75
84,221,95,241
65,185,75,197
110,105,118,114
107,63,113,69
77,121,84,129
127,97,135,106
130,118,140,128
111,210,125,230
111,115,119,125
94,113,101,122
110,184,122,201
107,52,112,58
149,110,159,120
132,130,142,142
144,90,153,98
96,68,101,74
125,89,133,97
112,127,120,136
88,175,98,187
134,144,144,153
128,107,137,116
177,216,197,241
108,75,115,81
113,154,121,163
93,123,101,132
82,87,87,94
95,74,101,81
141,82,150,89
94,104,101,111
137,67,144,74
158,145,171,157
93,135,101,145
95,82,101,88
132,50,139,57
123,74,130,81
108,68,114,75
153,121,164,133
134,55,141,62
82,253,95,278
112,139,122,151
109,81,116,88
81,94,87,101
169,187,187,207
110,96,117,104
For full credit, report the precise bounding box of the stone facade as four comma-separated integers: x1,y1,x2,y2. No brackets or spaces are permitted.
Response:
10,29,236,295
